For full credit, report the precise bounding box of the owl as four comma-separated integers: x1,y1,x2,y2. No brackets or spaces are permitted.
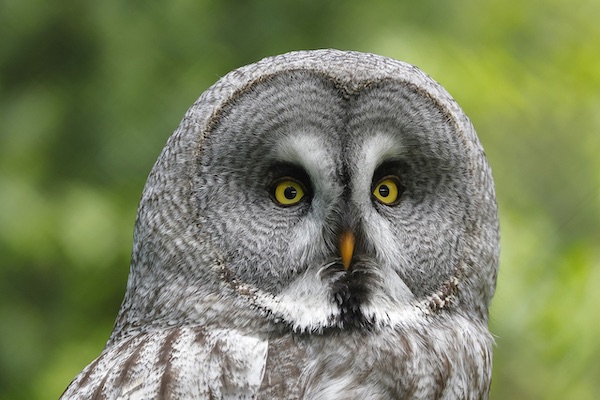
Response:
61,50,499,399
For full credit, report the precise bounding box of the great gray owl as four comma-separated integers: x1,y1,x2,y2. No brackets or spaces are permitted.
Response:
61,49,499,399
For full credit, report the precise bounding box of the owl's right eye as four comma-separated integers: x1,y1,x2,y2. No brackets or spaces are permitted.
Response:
270,178,306,207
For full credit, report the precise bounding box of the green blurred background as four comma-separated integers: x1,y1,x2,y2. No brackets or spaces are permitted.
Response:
1,0,599,398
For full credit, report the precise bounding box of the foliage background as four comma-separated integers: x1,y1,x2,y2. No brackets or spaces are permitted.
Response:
1,0,599,398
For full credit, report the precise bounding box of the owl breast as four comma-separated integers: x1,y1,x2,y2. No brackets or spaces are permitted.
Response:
260,316,492,399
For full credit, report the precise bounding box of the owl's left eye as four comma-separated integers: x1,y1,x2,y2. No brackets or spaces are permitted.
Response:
271,178,306,207
372,175,403,206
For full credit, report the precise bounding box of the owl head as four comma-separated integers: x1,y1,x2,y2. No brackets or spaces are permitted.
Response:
111,50,499,342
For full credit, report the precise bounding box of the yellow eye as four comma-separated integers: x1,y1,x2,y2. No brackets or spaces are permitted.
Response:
272,178,305,206
373,176,402,205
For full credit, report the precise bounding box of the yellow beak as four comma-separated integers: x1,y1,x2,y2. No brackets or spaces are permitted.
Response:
339,231,355,271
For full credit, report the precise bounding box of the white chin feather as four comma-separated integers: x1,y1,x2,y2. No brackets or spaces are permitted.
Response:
234,262,424,333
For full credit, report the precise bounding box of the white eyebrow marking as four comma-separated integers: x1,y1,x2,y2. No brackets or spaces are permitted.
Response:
361,133,404,171
273,133,340,198
350,133,405,202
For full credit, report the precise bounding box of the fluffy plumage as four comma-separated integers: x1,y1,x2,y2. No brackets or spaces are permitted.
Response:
61,50,499,399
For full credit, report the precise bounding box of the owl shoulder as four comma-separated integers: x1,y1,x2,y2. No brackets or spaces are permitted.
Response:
59,326,268,399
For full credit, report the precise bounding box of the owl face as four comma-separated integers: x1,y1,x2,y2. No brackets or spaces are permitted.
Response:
195,70,476,333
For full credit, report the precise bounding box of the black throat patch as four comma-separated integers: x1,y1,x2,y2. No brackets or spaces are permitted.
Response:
327,263,375,330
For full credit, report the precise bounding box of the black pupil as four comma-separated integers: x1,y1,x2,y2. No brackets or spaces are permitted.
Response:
284,186,297,199
378,184,390,197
